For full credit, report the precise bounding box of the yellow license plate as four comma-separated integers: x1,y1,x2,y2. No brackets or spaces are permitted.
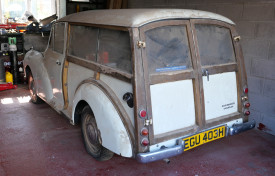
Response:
183,126,226,151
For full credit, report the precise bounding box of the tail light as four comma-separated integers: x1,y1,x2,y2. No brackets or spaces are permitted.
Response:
141,138,149,146
139,109,147,119
244,110,250,116
244,87,248,94
141,128,149,136
243,102,250,108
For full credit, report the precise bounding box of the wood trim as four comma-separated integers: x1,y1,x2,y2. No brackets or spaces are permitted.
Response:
63,23,70,110
204,112,241,129
150,70,194,85
131,28,149,153
67,55,132,83
203,63,238,75
62,60,69,109
154,125,199,144
75,78,136,156
231,27,248,118
190,19,235,29
190,20,206,127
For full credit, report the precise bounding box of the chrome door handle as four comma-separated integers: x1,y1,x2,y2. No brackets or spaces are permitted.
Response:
56,60,61,65
202,69,209,81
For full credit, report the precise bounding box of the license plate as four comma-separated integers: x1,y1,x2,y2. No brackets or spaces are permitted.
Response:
183,126,226,151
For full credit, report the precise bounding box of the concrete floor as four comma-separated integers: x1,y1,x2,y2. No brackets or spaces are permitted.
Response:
0,85,275,176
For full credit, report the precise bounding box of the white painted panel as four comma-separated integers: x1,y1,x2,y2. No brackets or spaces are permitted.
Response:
150,80,196,136
203,72,238,121
67,63,94,119
100,74,134,127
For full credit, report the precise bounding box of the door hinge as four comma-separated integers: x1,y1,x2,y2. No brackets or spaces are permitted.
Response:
137,41,146,48
234,36,241,42
145,119,153,126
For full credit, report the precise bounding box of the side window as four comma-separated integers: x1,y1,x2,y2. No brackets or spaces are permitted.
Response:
53,23,65,54
68,25,98,62
195,24,236,66
98,28,132,73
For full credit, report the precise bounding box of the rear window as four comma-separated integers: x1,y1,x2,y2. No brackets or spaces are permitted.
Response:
195,24,236,66
145,25,192,73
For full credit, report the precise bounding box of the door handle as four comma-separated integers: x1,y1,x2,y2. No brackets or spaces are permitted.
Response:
202,69,209,81
56,60,61,65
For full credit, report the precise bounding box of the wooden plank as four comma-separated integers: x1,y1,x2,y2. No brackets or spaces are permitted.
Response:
150,71,194,85
67,55,132,83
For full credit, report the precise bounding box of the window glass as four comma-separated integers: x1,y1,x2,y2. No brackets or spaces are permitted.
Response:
68,25,98,62
195,24,235,66
98,29,132,73
145,25,192,73
53,23,65,54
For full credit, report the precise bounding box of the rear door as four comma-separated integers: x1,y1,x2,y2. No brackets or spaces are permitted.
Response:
139,19,243,144
139,20,202,143
191,19,242,127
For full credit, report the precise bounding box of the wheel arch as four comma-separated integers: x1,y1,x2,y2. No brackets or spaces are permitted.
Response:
73,100,89,125
72,79,135,158
25,65,31,81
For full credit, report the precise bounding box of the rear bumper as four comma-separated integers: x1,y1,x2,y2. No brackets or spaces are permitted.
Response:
136,140,184,163
136,120,256,163
227,120,256,136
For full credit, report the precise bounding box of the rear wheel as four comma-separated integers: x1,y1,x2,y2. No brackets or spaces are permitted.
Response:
81,105,114,161
28,72,43,104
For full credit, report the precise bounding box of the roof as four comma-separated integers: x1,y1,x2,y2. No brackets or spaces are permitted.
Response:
58,9,235,27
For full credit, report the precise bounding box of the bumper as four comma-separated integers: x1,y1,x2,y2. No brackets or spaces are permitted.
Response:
228,120,256,136
136,120,256,163
136,140,184,163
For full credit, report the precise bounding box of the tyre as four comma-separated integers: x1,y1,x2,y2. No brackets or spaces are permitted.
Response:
81,105,114,161
28,72,43,104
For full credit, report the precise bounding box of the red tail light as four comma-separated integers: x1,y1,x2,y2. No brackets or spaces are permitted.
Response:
141,128,149,136
244,102,250,108
244,87,248,94
141,138,149,146
244,110,250,116
139,109,147,119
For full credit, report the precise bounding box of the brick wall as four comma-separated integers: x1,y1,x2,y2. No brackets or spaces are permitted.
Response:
128,0,275,135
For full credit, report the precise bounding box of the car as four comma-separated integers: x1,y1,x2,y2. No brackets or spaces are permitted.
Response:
23,9,255,163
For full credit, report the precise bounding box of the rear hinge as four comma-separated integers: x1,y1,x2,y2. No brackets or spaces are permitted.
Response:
137,41,146,48
234,36,241,42
145,119,153,126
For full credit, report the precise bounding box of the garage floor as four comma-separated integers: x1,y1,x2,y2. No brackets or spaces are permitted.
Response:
1,85,275,176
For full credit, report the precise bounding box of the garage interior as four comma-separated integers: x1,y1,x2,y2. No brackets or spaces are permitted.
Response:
0,0,275,175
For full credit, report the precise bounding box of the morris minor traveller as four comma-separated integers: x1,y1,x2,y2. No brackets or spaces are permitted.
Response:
24,9,256,163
